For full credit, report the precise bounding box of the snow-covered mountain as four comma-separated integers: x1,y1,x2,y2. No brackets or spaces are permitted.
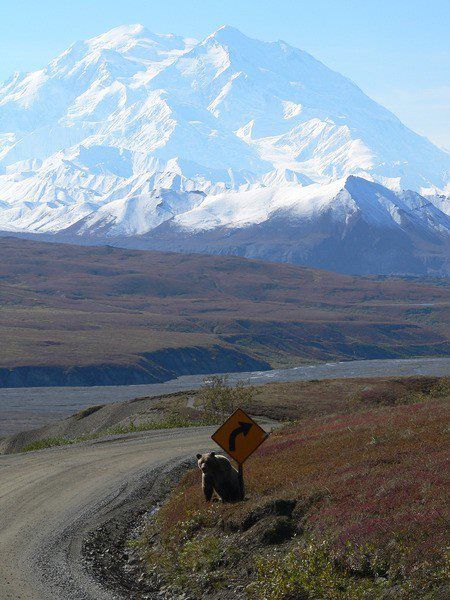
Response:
0,24,449,275
64,175,446,277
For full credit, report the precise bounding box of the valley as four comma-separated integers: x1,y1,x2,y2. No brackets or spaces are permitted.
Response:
1,357,449,436
0,237,448,390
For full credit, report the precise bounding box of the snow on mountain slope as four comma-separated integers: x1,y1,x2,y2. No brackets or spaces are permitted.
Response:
0,24,449,275
62,174,448,257
171,175,450,233
429,193,450,216
1,24,449,186
421,183,450,217
132,176,448,277
71,187,205,236
173,179,349,231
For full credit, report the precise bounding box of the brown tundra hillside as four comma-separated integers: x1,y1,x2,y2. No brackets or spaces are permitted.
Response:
0,236,449,387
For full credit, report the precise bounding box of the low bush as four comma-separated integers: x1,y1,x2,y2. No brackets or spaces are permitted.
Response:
248,537,448,599
199,375,256,415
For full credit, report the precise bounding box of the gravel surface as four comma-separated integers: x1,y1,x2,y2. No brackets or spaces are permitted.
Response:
2,357,449,435
0,426,216,600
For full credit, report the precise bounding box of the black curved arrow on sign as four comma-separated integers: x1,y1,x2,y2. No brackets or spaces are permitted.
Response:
229,421,252,451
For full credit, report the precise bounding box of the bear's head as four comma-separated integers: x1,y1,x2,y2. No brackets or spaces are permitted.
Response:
196,451,217,473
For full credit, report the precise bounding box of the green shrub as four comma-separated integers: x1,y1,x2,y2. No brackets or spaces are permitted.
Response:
22,437,74,452
430,377,450,398
144,532,239,593
247,539,449,600
247,541,391,599
199,375,256,415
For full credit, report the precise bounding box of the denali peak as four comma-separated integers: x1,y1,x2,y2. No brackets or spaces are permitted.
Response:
0,24,449,275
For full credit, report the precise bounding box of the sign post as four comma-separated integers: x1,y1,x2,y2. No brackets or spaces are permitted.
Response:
211,408,268,499
238,463,245,499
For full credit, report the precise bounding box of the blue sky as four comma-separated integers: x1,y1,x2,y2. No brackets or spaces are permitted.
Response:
1,0,449,148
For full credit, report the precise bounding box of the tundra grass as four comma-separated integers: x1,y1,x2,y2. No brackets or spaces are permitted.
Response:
2,238,449,372
21,414,219,453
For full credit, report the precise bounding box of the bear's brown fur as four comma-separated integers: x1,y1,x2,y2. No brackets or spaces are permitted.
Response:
196,451,243,502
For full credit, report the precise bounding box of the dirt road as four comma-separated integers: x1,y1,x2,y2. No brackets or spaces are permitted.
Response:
0,426,215,599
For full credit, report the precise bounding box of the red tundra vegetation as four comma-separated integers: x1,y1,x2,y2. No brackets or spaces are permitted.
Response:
142,379,449,599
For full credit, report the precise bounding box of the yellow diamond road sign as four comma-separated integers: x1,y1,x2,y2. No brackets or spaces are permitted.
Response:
212,408,268,464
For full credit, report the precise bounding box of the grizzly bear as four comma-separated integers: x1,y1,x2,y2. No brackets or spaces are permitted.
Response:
196,451,243,502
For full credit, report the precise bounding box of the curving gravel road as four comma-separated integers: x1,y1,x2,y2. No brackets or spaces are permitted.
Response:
0,357,448,597
0,426,216,600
